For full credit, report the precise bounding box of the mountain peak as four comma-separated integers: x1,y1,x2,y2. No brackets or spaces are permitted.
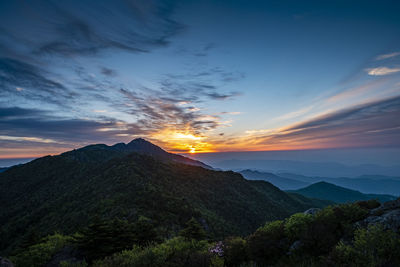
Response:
126,138,165,154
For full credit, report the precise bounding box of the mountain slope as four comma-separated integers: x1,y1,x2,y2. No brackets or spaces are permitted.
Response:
290,182,396,203
278,173,400,196
66,138,211,168
0,140,329,254
239,169,308,190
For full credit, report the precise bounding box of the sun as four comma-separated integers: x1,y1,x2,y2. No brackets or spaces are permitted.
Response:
151,129,214,153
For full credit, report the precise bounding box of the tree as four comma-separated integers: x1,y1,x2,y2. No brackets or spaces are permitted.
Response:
133,216,160,246
330,224,400,266
179,218,207,241
223,237,248,267
74,218,136,262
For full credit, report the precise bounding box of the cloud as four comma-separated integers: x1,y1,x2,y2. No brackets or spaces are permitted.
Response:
252,95,400,149
376,52,400,60
0,58,75,106
0,0,183,57
0,107,145,147
205,92,241,100
100,67,117,77
0,1,245,155
365,67,400,76
118,88,221,134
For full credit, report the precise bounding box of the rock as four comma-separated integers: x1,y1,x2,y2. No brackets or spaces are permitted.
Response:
0,257,14,267
382,198,400,211
359,209,400,233
287,240,303,255
303,208,320,216
356,198,400,233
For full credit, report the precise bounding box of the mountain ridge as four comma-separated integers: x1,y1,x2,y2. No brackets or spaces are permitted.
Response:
290,181,396,203
0,139,330,255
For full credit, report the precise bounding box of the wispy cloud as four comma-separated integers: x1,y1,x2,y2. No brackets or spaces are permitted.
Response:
247,95,400,150
365,67,400,76
376,52,400,60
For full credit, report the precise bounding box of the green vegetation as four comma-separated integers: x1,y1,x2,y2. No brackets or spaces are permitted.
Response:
3,140,395,266
10,234,72,267
11,200,399,266
0,144,329,255
290,181,396,203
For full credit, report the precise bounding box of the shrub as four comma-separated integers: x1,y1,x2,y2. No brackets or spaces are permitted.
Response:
223,237,248,267
247,220,288,265
11,233,71,267
301,206,341,255
330,224,400,267
355,199,381,210
95,237,211,267
74,217,159,262
179,217,207,241
284,213,313,241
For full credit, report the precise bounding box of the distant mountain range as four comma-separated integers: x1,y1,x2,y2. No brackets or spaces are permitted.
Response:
209,159,400,178
239,169,400,196
289,181,396,203
239,169,308,190
0,138,330,254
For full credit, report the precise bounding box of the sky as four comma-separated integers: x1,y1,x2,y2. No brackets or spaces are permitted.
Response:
1,0,400,164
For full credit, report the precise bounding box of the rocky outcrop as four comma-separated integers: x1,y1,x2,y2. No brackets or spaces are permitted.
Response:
356,198,400,232
303,208,321,216
0,257,14,267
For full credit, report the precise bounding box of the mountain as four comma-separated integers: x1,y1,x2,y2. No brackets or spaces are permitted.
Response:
0,139,330,255
290,181,397,203
209,159,400,177
277,173,400,196
239,169,308,190
68,138,211,169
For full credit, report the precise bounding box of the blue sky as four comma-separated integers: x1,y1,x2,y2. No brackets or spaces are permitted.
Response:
1,0,400,161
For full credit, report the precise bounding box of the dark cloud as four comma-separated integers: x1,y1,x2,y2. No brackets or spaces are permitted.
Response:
100,67,117,77
206,92,241,100
0,58,72,98
0,0,183,57
0,107,145,145
0,0,244,156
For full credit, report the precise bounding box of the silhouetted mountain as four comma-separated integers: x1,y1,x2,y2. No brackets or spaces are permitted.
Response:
239,169,308,190
66,138,211,168
211,159,400,177
0,139,329,254
278,173,400,196
290,182,397,203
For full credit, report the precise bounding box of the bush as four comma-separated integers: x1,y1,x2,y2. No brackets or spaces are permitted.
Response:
247,220,288,265
74,217,159,262
335,203,369,224
300,206,341,255
223,237,248,267
284,213,313,241
11,234,71,267
330,224,400,267
355,199,381,210
95,237,211,267
179,217,207,241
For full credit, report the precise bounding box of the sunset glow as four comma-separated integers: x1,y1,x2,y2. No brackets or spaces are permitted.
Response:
0,0,399,161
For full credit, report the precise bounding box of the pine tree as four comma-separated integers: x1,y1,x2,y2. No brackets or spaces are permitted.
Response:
179,217,207,240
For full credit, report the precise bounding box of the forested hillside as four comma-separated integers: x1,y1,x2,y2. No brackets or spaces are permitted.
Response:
0,139,329,256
